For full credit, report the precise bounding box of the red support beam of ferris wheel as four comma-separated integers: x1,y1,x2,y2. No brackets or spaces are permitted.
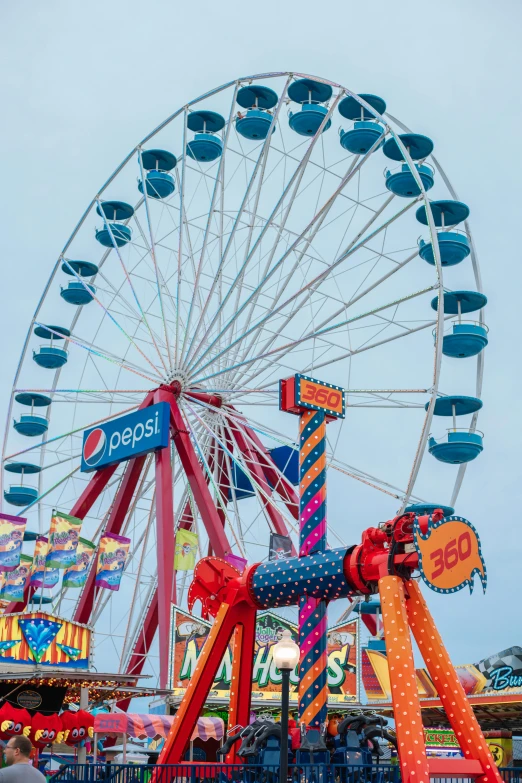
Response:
5,462,121,614
73,454,147,625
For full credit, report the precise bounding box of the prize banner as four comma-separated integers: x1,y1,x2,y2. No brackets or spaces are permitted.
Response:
96,532,130,591
63,538,96,588
46,512,83,569
0,514,27,572
31,536,59,589
0,554,33,602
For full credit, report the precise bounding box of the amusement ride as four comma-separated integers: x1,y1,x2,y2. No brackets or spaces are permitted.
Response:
0,71,493,779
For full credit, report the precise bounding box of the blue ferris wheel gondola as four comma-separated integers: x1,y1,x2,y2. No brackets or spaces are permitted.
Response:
3,461,41,507
61,281,96,306
427,396,484,464
236,85,278,140
95,200,134,247
13,392,51,438
338,93,386,155
385,163,435,197
138,148,177,199
431,291,489,358
288,78,333,137
32,324,70,369
186,111,225,162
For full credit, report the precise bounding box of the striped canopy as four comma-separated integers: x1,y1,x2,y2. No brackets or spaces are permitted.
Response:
94,713,224,742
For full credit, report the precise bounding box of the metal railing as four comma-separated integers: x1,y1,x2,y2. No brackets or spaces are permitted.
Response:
46,763,522,783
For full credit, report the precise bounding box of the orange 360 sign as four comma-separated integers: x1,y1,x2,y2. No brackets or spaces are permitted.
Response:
414,514,487,595
279,374,345,419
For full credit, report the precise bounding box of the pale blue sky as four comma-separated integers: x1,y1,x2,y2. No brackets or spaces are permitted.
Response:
0,0,521,672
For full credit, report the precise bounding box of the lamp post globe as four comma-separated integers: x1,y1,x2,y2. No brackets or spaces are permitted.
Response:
273,630,300,783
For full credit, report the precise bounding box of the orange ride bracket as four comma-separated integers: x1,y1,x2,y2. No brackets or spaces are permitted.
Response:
379,575,501,783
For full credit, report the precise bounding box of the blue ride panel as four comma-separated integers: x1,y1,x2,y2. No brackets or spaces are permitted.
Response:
227,462,256,500
95,223,132,247
382,133,434,161
418,231,470,266
442,323,488,358
289,104,331,136
429,431,484,464
405,502,455,517
236,109,275,140
338,93,386,120
339,121,384,154
60,281,95,306
138,170,175,199
269,444,298,485
385,163,434,197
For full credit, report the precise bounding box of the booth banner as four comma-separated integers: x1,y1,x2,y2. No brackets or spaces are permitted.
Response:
0,610,91,668
63,537,96,588
0,554,33,602
0,514,27,572
31,536,59,589
362,642,522,701
174,529,198,571
46,512,83,569
169,607,358,703
96,532,130,591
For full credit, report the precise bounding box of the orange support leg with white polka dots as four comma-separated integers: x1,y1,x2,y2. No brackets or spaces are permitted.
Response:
379,575,431,783
379,575,502,783
405,579,502,783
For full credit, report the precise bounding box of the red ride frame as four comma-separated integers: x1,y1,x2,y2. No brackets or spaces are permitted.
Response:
10,387,299,691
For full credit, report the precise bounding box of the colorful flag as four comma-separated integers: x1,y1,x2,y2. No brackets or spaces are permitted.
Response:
95,532,130,591
0,514,27,572
63,537,96,588
0,554,33,602
46,512,82,569
174,529,198,571
31,536,59,589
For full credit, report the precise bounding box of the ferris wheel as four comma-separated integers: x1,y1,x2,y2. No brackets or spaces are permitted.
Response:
1,72,487,690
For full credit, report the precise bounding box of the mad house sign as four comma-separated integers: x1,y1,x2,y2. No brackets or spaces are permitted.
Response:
169,607,359,704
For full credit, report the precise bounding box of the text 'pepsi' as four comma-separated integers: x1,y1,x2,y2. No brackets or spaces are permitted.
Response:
81,402,171,472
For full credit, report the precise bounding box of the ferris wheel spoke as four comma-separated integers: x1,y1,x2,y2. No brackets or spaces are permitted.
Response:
180,84,240,361
95,200,169,375
183,90,344,370
135,151,174,369
188,194,415,383
181,76,292,366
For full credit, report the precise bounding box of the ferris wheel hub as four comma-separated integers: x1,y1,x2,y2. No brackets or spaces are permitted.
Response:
163,368,189,390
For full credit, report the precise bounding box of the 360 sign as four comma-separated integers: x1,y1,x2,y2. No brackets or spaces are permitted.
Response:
279,373,345,419
414,515,487,595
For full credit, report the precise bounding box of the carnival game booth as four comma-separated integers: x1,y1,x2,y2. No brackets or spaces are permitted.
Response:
93,713,224,762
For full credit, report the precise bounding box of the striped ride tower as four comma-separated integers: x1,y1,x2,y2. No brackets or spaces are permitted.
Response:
298,408,327,727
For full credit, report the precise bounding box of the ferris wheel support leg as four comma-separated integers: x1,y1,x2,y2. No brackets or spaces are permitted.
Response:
155,441,175,690
405,579,502,783
168,397,230,558
74,455,147,625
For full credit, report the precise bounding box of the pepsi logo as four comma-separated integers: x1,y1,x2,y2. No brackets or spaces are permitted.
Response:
83,428,107,467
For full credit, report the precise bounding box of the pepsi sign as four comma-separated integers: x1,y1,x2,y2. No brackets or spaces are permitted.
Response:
81,402,170,473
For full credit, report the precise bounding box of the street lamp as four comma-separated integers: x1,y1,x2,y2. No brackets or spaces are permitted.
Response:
273,629,300,783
